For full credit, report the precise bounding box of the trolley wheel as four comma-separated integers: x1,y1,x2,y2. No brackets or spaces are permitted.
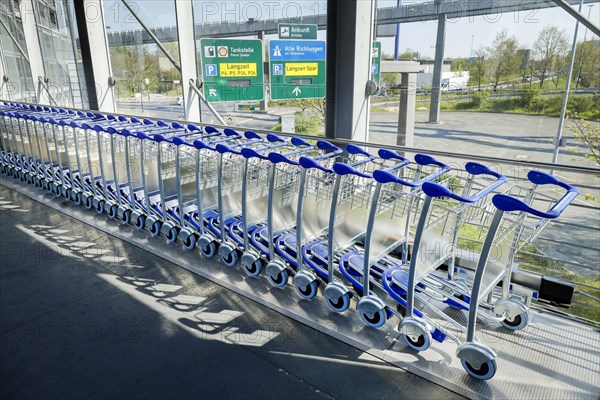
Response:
84,196,94,210
296,280,319,300
402,330,431,352
268,269,289,288
107,204,118,219
121,209,132,225
360,308,387,329
221,250,239,267
182,234,197,251
327,292,351,313
134,215,146,230
149,221,162,237
501,311,528,331
95,200,105,214
200,241,217,258
244,259,263,277
461,357,497,381
72,192,82,206
166,227,179,244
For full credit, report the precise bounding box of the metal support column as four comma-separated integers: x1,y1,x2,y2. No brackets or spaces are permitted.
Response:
175,0,200,121
325,0,376,142
0,46,9,101
552,0,584,164
258,31,269,112
429,10,446,123
19,0,45,103
73,0,116,112
397,72,416,147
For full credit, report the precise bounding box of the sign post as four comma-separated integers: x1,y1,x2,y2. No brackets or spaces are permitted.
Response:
269,39,326,100
200,38,264,102
278,23,318,40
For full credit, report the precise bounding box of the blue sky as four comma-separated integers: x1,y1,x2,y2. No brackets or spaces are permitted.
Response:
102,0,599,58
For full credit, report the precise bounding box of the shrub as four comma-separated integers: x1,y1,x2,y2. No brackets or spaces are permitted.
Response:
472,91,490,108
294,111,323,135
518,87,540,108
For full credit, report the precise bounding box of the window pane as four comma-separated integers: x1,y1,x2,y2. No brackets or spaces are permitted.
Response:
193,0,327,133
0,0,35,102
103,0,184,120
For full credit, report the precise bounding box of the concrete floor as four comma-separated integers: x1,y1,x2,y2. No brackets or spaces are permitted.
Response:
0,185,462,400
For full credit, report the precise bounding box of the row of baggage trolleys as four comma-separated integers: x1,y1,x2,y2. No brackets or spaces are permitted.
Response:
0,102,579,381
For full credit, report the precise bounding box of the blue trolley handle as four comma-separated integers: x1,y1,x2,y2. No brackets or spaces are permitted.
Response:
421,162,507,203
238,134,290,155
267,138,316,165
492,170,579,219
373,153,451,187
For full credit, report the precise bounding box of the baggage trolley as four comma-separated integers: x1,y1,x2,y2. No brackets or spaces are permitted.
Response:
320,154,449,319
144,127,252,242
452,170,578,379
237,140,342,285
288,145,380,298
214,135,316,267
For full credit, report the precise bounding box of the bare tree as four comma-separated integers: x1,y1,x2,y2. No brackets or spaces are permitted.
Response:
487,30,520,91
532,26,569,88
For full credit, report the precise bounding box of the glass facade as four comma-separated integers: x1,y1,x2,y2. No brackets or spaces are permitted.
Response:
0,0,35,102
32,0,85,107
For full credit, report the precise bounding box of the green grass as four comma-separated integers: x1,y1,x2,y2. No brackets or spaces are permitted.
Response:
457,225,600,323
433,94,600,121
370,106,389,112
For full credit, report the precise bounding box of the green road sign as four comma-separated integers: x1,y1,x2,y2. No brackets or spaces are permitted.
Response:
200,39,264,102
372,41,382,85
269,40,326,100
278,23,318,40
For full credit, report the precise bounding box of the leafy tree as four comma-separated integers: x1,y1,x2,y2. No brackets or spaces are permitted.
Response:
451,58,468,72
532,26,569,88
381,73,400,89
574,40,600,88
568,117,600,202
398,49,421,60
469,48,487,91
487,30,520,91
551,54,568,89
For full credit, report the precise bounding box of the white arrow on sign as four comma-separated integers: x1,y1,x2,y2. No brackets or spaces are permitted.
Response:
209,88,217,97
292,87,302,96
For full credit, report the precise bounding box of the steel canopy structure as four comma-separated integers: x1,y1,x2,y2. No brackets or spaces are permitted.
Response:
103,0,598,45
